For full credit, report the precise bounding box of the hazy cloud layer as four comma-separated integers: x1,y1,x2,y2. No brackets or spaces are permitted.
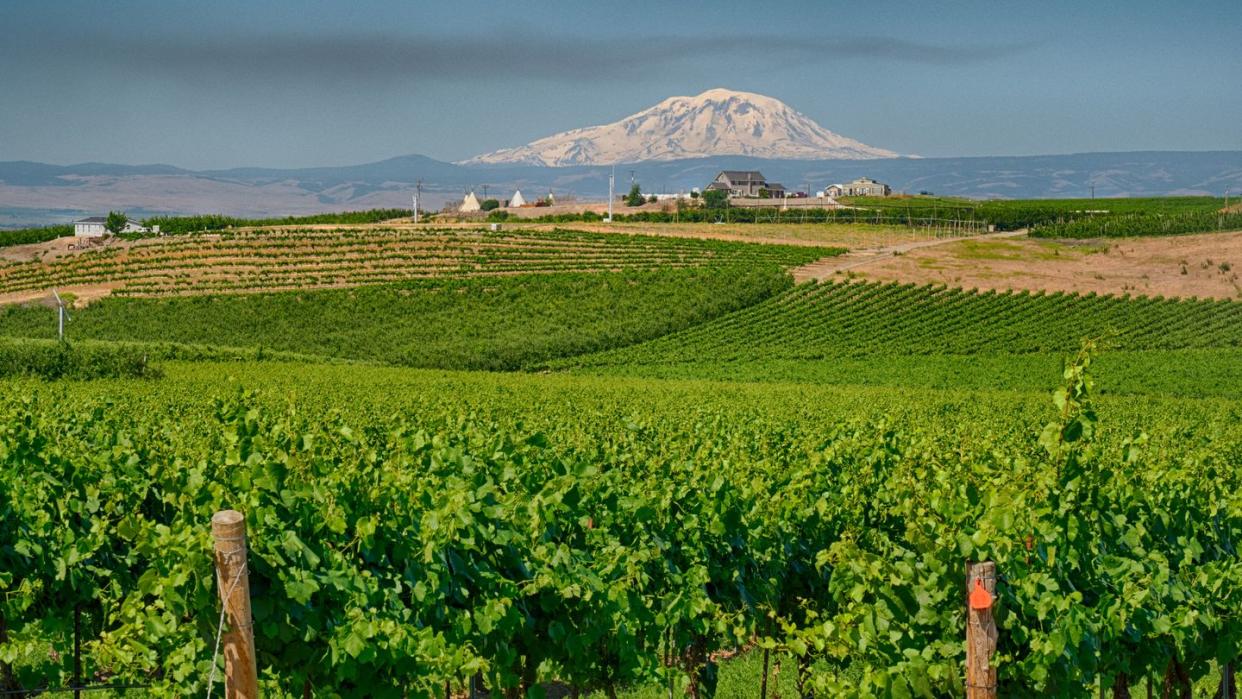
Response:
10,31,1039,85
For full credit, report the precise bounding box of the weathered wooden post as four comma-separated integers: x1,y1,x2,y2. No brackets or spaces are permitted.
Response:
212,510,259,698
966,561,997,699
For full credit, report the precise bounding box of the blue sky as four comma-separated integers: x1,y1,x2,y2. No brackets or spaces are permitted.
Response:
1,0,1238,169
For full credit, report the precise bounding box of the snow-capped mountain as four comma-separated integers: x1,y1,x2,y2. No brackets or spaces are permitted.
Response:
461,88,899,167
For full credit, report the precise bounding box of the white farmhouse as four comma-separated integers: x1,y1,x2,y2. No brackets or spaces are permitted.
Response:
73,216,149,238
826,177,891,198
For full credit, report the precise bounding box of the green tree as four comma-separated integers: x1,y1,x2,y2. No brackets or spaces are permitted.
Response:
703,190,728,210
625,184,645,207
480,199,500,211
105,211,128,235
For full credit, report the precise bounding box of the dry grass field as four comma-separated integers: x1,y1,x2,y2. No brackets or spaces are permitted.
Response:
844,229,1242,299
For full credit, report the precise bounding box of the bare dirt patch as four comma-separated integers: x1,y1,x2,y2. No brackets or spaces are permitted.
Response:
0,235,118,264
846,230,1242,300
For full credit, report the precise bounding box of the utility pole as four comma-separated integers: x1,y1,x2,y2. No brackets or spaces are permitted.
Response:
52,289,69,342
413,179,422,224
1090,185,1095,199
482,184,489,200
629,170,636,187
607,167,615,222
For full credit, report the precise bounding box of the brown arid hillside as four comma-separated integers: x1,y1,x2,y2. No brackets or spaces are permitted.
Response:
841,229,1242,300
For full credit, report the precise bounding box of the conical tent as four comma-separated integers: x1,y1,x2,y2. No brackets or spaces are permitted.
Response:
509,190,526,207
460,192,482,212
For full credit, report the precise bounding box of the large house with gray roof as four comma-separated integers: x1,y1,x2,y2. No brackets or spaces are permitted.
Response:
705,171,786,199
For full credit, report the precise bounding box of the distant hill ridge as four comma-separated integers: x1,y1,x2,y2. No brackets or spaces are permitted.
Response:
1,150,1240,226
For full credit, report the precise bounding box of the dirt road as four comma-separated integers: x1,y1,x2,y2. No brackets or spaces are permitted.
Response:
792,230,1027,283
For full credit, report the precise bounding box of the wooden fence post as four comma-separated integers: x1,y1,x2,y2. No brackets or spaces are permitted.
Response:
966,561,998,699
212,510,259,698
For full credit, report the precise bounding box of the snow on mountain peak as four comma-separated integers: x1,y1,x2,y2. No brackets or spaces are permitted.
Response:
461,88,899,167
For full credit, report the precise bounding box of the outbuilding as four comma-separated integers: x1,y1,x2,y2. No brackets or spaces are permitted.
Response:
460,192,482,212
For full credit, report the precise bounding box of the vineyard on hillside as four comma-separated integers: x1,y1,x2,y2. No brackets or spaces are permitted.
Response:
0,228,833,299
1,350,1240,696
841,195,1230,231
576,349,1242,400
1030,211,1242,238
567,280,1242,369
501,196,1231,231
0,267,800,370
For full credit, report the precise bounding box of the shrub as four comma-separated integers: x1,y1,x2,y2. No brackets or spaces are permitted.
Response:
480,199,501,212
0,224,73,248
703,190,728,210
0,339,161,380
105,211,128,235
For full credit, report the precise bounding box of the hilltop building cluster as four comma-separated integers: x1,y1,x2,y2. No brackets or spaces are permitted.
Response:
446,171,893,218
705,171,892,202
457,189,548,212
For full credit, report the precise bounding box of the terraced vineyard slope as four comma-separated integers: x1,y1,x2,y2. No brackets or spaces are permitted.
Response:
0,228,834,302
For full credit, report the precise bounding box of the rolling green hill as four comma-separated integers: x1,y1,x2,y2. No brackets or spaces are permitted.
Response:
0,266,800,370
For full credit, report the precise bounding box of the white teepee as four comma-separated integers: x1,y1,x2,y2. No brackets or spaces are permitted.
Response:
509,190,527,207
460,192,482,212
